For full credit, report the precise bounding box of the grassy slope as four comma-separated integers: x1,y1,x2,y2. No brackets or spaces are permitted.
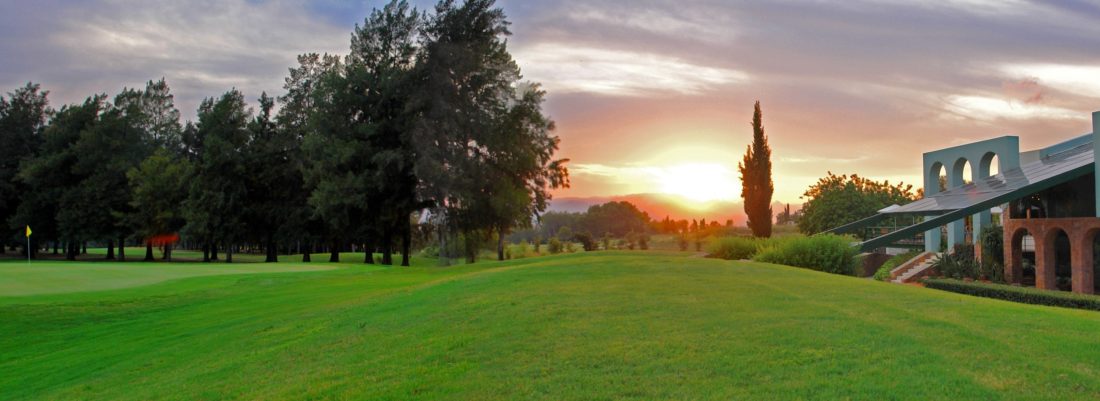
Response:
2,252,1100,400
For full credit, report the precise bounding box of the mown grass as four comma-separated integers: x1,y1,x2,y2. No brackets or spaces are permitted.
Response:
3,252,1100,400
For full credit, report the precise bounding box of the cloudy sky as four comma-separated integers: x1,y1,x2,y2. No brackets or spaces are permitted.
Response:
4,0,1100,207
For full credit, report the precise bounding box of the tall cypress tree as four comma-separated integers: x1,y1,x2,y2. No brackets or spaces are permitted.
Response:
738,101,773,238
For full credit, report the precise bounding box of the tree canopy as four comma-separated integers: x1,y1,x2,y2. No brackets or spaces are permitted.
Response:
797,172,919,235
1,0,568,266
738,101,773,238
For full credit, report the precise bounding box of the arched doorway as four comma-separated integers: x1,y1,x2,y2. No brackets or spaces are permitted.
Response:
1035,227,1071,291
1009,227,1036,287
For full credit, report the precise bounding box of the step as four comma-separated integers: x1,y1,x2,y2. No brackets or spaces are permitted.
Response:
888,251,934,281
893,257,939,284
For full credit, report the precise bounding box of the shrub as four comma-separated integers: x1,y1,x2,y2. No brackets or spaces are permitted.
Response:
638,234,649,250
924,278,1100,311
548,238,563,254
872,266,892,281
706,236,762,260
872,250,921,282
564,241,575,253
418,245,440,259
508,241,530,259
931,244,979,280
979,226,1005,282
753,234,858,275
574,231,597,251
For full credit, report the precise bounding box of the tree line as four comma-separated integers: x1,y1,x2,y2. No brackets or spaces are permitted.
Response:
0,0,568,266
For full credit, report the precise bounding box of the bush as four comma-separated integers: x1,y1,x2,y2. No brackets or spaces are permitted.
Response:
418,244,440,259
574,231,597,251
638,234,649,250
872,265,892,281
924,278,1100,311
979,226,1005,282
931,244,979,280
706,236,763,260
872,250,922,281
753,234,859,275
548,238,562,254
508,241,530,259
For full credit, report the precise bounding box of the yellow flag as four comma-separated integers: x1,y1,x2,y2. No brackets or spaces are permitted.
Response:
25,225,31,237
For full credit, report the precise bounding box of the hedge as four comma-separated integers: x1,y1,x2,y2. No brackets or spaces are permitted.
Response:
705,236,765,260
753,234,858,276
923,278,1100,311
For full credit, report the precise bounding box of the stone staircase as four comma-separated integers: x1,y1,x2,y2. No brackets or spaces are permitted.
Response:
890,252,940,284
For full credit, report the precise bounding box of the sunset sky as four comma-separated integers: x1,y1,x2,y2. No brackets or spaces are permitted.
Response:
3,0,1100,216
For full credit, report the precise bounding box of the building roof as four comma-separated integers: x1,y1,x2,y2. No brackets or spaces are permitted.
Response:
884,142,1095,215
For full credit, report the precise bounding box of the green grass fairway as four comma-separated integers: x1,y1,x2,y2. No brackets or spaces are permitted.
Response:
3,252,1100,400
0,260,336,297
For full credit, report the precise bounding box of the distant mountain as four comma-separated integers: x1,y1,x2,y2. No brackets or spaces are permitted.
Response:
549,193,746,224
549,194,802,226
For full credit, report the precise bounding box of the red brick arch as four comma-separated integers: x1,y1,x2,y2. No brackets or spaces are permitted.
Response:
1003,216,1100,294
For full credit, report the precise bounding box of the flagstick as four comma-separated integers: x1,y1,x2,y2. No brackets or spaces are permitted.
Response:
26,235,30,265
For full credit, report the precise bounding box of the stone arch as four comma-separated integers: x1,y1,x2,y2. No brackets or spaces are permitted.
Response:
928,161,946,195
978,151,999,178
951,157,971,187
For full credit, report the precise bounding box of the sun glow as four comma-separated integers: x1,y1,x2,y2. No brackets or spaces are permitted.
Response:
655,163,739,203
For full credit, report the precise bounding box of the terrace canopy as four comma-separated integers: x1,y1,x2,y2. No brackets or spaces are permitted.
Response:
826,143,1095,251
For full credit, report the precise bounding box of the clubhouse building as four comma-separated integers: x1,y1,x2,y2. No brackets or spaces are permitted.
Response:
832,111,1100,294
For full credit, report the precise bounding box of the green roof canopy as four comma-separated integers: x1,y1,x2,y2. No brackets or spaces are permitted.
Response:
824,143,1096,251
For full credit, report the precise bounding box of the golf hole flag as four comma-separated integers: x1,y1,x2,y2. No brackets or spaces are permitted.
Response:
25,225,31,237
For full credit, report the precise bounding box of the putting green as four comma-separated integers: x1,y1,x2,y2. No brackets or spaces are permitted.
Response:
0,260,337,297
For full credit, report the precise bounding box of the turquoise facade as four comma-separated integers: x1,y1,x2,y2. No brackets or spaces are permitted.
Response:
922,137,1020,252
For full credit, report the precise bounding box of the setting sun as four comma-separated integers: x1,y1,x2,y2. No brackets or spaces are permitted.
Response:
655,163,739,203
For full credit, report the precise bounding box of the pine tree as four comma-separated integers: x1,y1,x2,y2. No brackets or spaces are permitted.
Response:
739,101,773,238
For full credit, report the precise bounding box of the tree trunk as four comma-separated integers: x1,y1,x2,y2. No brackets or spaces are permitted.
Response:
118,237,126,261
144,241,154,261
202,242,211,262
401,221,411,267
438,225,449,266
163,243,172,261
364,240,375,264
329,239,340,262
226,244,233,263
265,235,277,263
81,241,87,254
106,240,115,260
302,241,311,262
53,241,59,254
497,227,506,261
465,233,476,264
211,242,219,261
381,230,393,265
66,241,77,261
